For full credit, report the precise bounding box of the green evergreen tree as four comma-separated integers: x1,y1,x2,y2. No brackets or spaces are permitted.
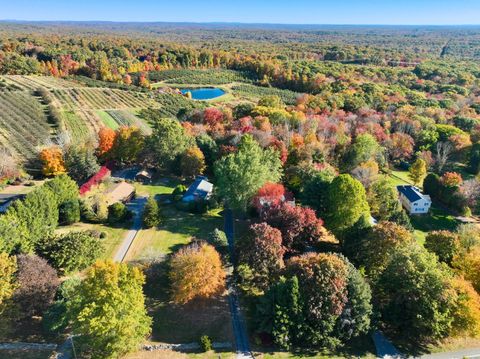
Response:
142,197,160,228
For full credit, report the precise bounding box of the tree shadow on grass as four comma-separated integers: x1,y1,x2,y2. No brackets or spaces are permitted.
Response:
143,260,233,344
252,333,376,358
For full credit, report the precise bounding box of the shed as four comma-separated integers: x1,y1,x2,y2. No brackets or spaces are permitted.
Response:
135,170,153,184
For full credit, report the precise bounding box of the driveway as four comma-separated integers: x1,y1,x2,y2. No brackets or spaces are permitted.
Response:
113,196,147,262
224,209,253,359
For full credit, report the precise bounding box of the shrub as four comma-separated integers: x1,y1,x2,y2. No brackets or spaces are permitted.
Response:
200,335,212,352
108,202,131,224
209,229,228,248
425,230,460,264
40,231,104,274
59,199,80,225
172,184,187,202
143,197,161,228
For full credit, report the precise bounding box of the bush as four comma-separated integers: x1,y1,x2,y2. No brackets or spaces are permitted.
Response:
425,230,460,264
143,197,161,228
209,228,228,248
59,199,80,225
172,184,187,201
200,335,212,352
40,231,104,274
108,202,131,225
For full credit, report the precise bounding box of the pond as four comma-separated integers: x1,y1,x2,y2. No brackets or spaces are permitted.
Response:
180,87,225,100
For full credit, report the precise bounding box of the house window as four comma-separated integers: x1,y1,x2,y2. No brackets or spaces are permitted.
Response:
414,203,418,206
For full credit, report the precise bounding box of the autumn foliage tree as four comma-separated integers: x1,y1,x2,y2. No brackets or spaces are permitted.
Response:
39,146,66,176
237,223,285,293
180,146,206,178
13,254,59,318
0,253,16,310
110,126,144,165
354,221,414,279
262,202,336,252
425,230,460,264
256,253,372,349
169,242,226,304
66,261,151,359
408,158,427,186
441,172,463,188
252,182,289,213
450,277,480,337
96,127,116,158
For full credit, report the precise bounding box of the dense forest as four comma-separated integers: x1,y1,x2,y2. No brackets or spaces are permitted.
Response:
1,22,480,359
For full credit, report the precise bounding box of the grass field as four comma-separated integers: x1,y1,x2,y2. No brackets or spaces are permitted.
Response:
143,259,233,345
55,222,128,259
126,207,223,261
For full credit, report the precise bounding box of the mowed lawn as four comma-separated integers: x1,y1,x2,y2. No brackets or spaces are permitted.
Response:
126,180,232,345
125,206,223,261
387,170,458,243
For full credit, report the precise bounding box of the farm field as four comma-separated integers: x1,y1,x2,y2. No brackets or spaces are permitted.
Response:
0,91,53,160
1,75,82,90
231,83,301,105
145,69,255,86
50,88,158,110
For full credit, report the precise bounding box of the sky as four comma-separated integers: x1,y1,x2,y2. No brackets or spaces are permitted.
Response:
1,0,480,25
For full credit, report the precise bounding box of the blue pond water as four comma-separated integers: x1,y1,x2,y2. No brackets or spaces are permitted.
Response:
181,87,225,100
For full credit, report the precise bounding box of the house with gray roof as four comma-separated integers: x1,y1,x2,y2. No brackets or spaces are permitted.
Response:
182,176,213,202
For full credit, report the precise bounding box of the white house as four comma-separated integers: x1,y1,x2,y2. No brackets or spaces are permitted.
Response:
182,176,213,202
397,185,432,214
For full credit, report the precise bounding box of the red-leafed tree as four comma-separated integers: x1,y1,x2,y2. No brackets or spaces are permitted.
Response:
252,182,288,213
203,107,224,127
237,223,285,292
262,203,336,252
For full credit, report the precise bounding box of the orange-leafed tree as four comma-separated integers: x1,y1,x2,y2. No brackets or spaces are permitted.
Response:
169,242,226,304
39,147,65,176
441,172,463,188
97,127,116,158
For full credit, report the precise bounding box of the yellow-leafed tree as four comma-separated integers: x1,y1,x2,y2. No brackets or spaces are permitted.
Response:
170,242,226,304
39,147,65,176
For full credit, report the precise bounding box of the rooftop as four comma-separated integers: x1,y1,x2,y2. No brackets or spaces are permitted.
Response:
396,185,425,202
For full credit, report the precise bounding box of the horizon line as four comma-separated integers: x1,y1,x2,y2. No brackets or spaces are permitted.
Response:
1,19,480,27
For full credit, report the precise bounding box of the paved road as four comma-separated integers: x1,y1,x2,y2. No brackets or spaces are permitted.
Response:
113,196,147,263
418,348,480,359
224,209,254,359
